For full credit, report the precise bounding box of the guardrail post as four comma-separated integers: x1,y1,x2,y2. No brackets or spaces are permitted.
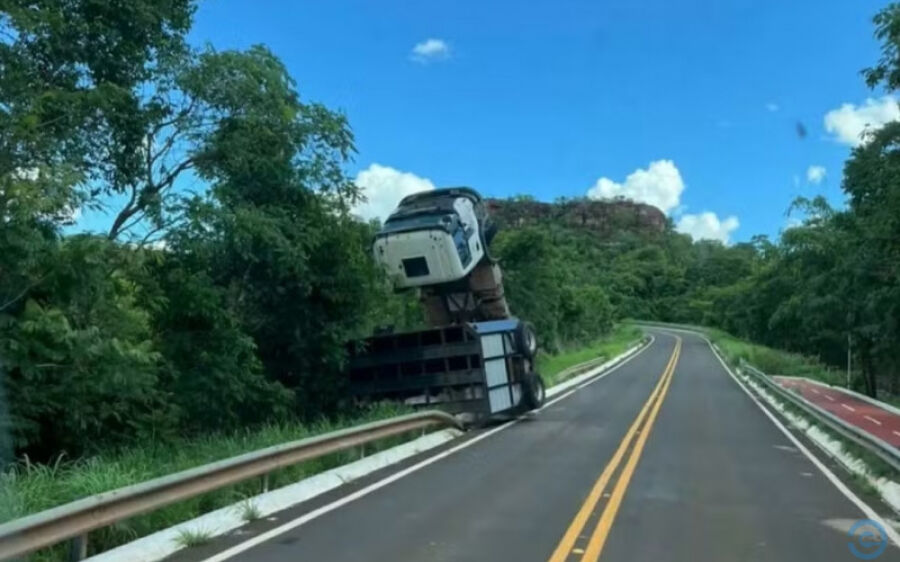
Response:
261,472,269,493
68,534,87,561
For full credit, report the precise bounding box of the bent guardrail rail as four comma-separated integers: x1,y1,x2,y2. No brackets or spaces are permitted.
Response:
0,410,462,561
739,361,900,474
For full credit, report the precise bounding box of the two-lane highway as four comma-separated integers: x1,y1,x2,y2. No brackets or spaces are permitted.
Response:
174,330,899,562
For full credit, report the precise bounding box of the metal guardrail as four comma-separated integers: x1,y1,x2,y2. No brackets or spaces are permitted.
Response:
739,361,900,473
0,410,462,561
551,336,651,384
553,355,610,383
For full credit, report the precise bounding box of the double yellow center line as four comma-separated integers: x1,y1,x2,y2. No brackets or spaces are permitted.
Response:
548,336,682,562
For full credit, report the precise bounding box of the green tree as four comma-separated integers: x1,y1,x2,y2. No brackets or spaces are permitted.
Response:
0,0,195,235
1,238,173,457
0,1,402,459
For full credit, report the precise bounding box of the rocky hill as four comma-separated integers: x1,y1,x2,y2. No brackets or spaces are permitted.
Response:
486,198,667,237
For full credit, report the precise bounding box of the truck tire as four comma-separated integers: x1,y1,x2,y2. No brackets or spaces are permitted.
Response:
516,322,538,358
522,372,546,410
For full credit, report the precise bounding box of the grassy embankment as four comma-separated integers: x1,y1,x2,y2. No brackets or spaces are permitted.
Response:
707,329,845,386
537,324,644,388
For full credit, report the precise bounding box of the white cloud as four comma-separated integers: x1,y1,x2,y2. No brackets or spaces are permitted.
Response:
676,212,739,244
410,38,450,63
146,239,169,250
824,96,900,146
784,216,803,229
766,102,780,112
806,165,826,185
65,205,81,222
13,167,39,181
586,159,684,214
353,163,436,221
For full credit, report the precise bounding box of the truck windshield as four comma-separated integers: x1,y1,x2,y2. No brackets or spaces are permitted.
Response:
379,213,457,235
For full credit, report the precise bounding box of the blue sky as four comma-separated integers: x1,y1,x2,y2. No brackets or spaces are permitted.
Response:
182,0,893,243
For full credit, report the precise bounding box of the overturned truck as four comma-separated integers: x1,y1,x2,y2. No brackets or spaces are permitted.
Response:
347,187,545,421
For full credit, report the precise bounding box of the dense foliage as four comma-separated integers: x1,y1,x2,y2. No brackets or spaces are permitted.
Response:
3,0,900,466
0,0,409,462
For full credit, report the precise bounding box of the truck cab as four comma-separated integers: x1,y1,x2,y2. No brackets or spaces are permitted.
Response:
373,187,495,289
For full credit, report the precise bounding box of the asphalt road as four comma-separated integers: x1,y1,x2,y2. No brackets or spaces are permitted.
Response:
176,330,900,562
776,376,900,448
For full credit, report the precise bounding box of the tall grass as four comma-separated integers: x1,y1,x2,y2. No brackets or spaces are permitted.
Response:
537,324,643,387
0,402,411,561
703,328,846,386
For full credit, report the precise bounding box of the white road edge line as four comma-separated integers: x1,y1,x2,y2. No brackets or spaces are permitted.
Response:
196,335,658,562
865,415,883,426
842,404,856,412
699,332,900,550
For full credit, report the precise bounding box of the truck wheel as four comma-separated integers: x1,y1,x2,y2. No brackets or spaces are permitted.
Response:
522,372,546,410
516,322,538,358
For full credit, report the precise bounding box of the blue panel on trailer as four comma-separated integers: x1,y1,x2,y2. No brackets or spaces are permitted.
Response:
469,318,520,334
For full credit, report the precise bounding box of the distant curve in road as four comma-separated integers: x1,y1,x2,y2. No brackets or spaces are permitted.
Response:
170,330,900,562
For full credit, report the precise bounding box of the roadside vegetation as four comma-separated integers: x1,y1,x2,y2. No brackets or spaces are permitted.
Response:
706,329,846,387
174,528,212,549
538,324,643,387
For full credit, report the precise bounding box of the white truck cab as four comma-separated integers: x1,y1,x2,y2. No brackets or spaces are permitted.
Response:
373,187,493,289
